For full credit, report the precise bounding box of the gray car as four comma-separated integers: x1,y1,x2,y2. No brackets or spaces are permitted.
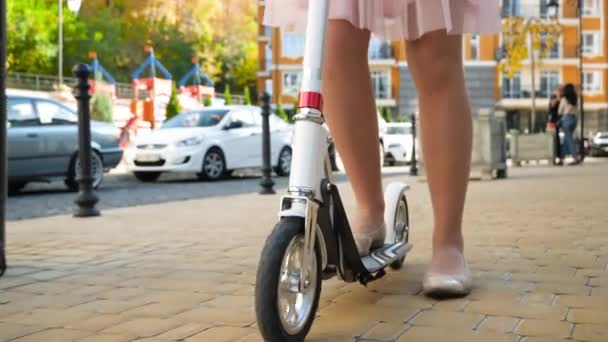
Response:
7,93,123,193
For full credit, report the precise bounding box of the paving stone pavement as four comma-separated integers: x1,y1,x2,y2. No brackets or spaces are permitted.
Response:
1,161,607,342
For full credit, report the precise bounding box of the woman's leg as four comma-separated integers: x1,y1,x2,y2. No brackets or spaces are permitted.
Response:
563,117,574,157
322,21,385,236
406,30,471,275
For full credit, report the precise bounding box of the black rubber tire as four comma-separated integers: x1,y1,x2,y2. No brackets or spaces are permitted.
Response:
8,181,27,195
197,147,226,181
390,195,410,270
255,217,322,342
134,172,162,182
496,168,508,179
65,152,104,192
274,147,292,177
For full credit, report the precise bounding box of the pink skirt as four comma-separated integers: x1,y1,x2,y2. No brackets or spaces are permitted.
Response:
264,0,501,41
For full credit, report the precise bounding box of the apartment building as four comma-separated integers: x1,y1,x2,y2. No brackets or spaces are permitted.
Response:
257,0,608,134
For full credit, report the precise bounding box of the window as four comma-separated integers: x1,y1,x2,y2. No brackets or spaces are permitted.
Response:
502,0,521,16
282,33,305,58
265,43,273,71
35,100,77,125
162,110,229,128
369,37,393,59
229,109,256,127
7,98,37,127
583,71,602,93
282,71,302,96
539,71,559,98
582,0,599,16
265,79,273,97
582,32,600,55
470,34,480,60
371,71,391,99
502,72,522,98
540,33,560,58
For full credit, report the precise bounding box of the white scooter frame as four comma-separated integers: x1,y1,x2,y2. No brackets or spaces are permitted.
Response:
254,0,413,340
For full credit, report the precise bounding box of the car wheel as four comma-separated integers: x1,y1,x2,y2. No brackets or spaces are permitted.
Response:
379,142,385,169
274,147,292,177
134,172,162,182
65,152,104,192
198,147,226,181
8,181,27,195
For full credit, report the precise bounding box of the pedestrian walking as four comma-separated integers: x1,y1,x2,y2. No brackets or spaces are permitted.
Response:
558,83,580,165
548,85,563,165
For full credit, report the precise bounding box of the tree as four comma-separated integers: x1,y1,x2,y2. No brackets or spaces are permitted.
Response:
243,86,252,105
204,96,213,107
224,85,233,105
90,92,113,122
165,85,181,121
276,103,289,122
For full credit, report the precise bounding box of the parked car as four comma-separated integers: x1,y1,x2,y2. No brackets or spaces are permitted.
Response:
327,111,386,171
124,106,293,182
588,132,608,157
384,122,414,166
7,92,123,193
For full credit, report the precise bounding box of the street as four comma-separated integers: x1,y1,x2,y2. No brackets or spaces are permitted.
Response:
7,167,413,221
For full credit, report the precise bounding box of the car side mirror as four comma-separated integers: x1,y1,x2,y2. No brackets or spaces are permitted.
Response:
225,120,244,130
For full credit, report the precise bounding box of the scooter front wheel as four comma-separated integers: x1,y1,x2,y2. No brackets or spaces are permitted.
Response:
384,183,410,270
255,217,322,342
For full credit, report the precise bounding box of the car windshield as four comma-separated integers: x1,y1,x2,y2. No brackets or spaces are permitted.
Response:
163,109,229,128
387,126,412,135
598,133,608,139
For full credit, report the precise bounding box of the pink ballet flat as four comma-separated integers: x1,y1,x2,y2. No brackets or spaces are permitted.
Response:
353,224,386,256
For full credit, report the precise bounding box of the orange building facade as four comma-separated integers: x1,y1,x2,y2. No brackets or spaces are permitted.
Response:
257,0,608,134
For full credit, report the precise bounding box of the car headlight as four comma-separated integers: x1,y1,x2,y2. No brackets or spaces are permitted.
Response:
176,137,203,147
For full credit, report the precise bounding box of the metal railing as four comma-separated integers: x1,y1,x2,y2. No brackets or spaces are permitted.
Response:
6,72,247,103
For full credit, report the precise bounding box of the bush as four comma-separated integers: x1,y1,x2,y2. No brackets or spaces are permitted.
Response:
381,107,393,123
224,85,233,105
244,86,252,105
90,92,113,123
165,86,181,121
203,96,212,107
276,103,289,122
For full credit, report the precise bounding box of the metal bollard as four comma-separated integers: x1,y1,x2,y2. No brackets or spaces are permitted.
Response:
0,0,7,277
73,64,100,217
259,92,275,195
409,113,419,176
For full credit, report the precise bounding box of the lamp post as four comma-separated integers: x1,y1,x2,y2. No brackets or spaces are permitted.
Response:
545,0,584,162
0,0,7,277
58,0,82,87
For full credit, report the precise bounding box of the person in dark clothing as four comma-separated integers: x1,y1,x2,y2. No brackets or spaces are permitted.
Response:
548,85,563,165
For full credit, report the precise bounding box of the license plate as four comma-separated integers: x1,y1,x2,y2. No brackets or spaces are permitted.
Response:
136,154,161,162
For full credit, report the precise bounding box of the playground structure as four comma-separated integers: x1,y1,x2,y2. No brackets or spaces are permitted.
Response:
130,46,173,129
88,51,116,99
178,57,215,108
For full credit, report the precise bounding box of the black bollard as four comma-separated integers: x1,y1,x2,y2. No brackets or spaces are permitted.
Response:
409,113,419,176
0,0,7,277
259,92,275,195
73,64,100,217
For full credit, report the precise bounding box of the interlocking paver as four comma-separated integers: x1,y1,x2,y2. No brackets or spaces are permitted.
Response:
2,161,607,341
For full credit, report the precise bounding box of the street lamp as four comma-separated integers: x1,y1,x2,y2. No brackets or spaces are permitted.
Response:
546,0,585,162
58,0,83,87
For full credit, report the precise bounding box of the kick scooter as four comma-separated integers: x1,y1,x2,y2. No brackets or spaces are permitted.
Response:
254,0,413,340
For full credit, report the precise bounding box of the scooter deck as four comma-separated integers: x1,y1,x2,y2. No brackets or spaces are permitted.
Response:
361,242,413,273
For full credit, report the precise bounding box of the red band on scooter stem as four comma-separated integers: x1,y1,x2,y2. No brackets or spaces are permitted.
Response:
298,92,323,111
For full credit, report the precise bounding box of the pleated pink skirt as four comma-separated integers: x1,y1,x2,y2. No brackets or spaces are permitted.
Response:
264,0,501,41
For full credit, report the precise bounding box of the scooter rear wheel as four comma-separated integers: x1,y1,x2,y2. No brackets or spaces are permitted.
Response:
255,217,322,341
384,183,410,270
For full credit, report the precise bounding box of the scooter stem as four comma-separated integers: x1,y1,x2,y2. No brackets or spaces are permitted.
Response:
301,0,329,94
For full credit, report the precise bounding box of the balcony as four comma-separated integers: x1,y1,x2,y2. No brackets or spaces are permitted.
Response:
368,41,394,60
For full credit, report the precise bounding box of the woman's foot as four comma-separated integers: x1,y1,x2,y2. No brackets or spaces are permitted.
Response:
423,246,472,298
351,210,385,256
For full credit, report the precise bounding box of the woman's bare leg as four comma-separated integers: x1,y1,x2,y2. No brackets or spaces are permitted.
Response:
322,20,385,237
406,30,472,276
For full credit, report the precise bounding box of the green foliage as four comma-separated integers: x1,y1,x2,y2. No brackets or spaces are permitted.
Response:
243,86,252,105
224,85,233,105
380,107,392,123
90,92,113,123
165,85,181,121
276,103,289,122
204,96,213,107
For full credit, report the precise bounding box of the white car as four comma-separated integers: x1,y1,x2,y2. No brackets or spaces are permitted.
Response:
384,122,414,166
124,106,293,182
328,112,387,171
